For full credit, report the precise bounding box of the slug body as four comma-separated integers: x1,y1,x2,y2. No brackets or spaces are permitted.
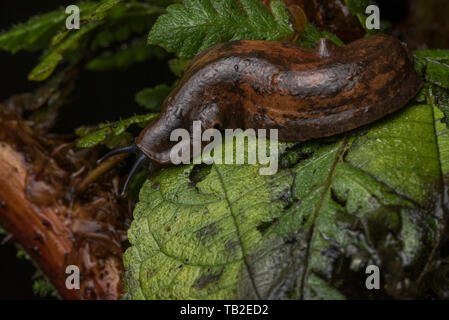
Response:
101,35,422,194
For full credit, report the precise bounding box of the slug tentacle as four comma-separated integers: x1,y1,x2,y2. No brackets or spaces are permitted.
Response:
97,144,137,164
121,152,150,196
97,144,150,195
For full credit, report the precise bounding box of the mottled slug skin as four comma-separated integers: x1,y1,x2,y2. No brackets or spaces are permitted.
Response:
137,35,422,164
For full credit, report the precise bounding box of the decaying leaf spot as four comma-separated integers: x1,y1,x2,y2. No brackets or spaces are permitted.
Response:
192,270,224,290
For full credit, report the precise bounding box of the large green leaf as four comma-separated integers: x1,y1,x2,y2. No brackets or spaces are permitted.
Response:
123,81,449,299
122,39,449,300
147,0,294,59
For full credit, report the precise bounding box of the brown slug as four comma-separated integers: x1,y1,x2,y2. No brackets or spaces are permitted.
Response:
99,34,422,195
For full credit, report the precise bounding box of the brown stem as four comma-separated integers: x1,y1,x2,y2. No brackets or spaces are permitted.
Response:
0,143,81,299
76,154,128,194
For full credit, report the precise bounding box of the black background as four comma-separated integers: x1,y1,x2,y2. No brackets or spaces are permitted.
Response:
0,0,410,299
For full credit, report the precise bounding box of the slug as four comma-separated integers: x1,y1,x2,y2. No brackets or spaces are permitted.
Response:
99,35,422,194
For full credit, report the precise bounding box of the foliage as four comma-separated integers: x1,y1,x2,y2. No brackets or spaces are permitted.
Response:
168,58,192,77
123,81,449,300
15,248,59,299
0,0,167,81
297,23,343,48
148,0,294,59
76,0,342,148
32,269,60,299
87,41,167,71
415,50,449,127
0,2,98,53
122,0,449,300
1,0,449,300
135,84,174,111
76,113,158,148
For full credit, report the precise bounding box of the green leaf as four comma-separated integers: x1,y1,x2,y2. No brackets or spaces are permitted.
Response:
28,23,99,81
32,269,59,299
425,62,449,90
87,40,167,71
0,2,98,54
4,0,166,81
123,47,449,299
142,0,178,6
12,246,59,299
414,50,449,126
415,50,449,64
90,1,166,50
93,0,126,19
297,23,344,48
123,83,449,299
414,52,449,90
429,85,449,128
76,113,158,148
135,84,173,111
148,0,294,59
169,58,192,77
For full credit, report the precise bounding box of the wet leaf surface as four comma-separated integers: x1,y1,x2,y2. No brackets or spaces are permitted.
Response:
123,83,449,299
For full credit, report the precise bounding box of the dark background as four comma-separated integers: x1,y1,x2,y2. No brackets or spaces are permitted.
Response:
0,0,425,299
